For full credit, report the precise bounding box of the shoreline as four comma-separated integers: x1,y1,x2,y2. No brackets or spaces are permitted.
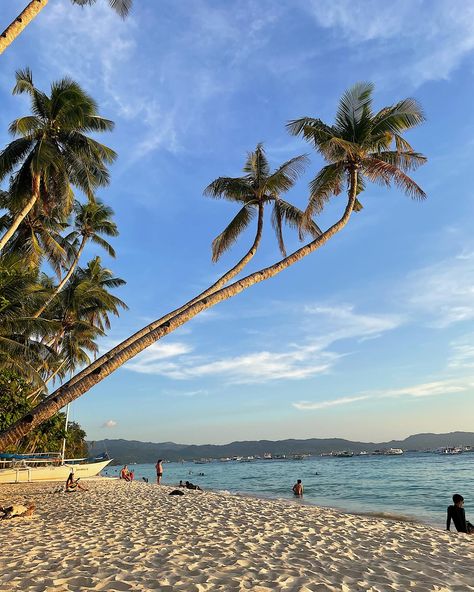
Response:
1,479,472,591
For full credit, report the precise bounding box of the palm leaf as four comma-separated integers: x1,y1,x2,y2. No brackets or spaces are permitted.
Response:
211,205,255,262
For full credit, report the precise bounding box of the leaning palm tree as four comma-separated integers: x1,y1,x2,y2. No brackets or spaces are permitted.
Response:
0,0,132,56
62,144,318,389
0,83,428,449
32,199,118,318
0,69,116,253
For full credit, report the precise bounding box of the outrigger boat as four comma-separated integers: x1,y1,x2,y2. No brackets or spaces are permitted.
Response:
0,452,111,484
0,404,111,484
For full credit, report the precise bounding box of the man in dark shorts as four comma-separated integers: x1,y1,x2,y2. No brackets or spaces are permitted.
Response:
447,494,474,534
155,459,163,484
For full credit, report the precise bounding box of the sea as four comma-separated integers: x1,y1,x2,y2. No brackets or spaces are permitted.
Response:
102,452,474,529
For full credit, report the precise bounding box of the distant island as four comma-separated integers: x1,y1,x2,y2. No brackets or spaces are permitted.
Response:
88,431,474,465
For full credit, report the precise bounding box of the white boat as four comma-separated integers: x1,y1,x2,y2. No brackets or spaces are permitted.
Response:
384,448,404,455
0,453,111,484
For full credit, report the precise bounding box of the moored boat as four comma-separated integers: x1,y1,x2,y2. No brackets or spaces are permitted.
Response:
0,453,112,484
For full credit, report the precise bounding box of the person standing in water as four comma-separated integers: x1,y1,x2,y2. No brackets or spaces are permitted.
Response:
292,479,304,497
155,459,163,484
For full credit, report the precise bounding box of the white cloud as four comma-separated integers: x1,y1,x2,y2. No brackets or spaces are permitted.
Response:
124,304,401,384
101,420,117,428
294,377,473,411
125,342,193,374
405,252,474,327
306,0,474,85
448,335,474,370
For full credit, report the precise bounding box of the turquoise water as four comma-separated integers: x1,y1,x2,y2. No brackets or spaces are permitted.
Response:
103,452,474,528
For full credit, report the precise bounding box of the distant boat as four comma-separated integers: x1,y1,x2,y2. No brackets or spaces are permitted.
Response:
358,451,368,456
0,453,111,484
194,458,212,464
384,448,404,455
435,447,462,455
334,451,354,458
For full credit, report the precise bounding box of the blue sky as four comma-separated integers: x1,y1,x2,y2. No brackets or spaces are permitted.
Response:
2,0,474,444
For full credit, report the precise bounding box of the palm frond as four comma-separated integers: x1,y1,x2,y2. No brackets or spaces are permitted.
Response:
362,157,427,200
307,162,345,215
211,205,255,262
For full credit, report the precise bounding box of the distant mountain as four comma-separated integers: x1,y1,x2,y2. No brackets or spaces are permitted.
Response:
88,432,474,464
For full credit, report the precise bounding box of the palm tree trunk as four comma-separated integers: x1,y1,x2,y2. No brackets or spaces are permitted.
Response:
0,174,40,253
33,236,87,318
0,180,357,450
0,0,49,56
65,203,265,389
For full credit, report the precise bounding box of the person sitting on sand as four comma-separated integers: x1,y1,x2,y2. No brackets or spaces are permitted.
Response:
120,465,131,481
66,472,88,492
185,481,202,491
292,479,304,497
0,503,35,519
447,494,474,534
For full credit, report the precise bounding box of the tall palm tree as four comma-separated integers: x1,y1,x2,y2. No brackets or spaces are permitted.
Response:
0,69,116,253
0,83,428,449
33,199,118,318
64,144,318,389
287,82,426,217
0,0,132,56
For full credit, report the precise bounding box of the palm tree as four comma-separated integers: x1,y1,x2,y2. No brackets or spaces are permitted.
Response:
0,204,69,277
32,199,118,318
0,83,428,449
205,143,320,261
287,82,426,216
0,0,132,56
0,254,58,385
64,144,318,389
0,69,116,253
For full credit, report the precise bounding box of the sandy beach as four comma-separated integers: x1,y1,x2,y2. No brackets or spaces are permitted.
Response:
0,479,473,592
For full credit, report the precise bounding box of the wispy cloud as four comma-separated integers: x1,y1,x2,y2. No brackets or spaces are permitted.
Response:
294,377,473,411
305,0,474,86
448,335,474,370
124,303,401,384
405,251,474,328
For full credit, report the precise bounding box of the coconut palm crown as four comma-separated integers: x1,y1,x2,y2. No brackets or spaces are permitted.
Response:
0,68,116,252
204,144,321,261
287,82,427,217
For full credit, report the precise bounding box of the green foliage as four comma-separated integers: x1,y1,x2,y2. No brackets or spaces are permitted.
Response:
0,371,86,456
287,81,427,215
204,144,321,260
0,71,127,450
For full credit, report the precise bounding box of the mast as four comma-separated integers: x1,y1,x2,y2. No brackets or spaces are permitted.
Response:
60,403,70,463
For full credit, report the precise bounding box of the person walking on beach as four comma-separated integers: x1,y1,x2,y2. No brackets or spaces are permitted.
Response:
292,479,304,497
447,494,474,534
155,459,163,484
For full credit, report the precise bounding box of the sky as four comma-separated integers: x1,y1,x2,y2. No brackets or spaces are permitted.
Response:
1,0,474,445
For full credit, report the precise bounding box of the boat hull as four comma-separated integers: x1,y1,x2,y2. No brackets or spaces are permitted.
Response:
0,459,111,484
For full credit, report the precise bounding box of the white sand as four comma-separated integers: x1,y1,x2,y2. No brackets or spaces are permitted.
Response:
1,480,473,591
